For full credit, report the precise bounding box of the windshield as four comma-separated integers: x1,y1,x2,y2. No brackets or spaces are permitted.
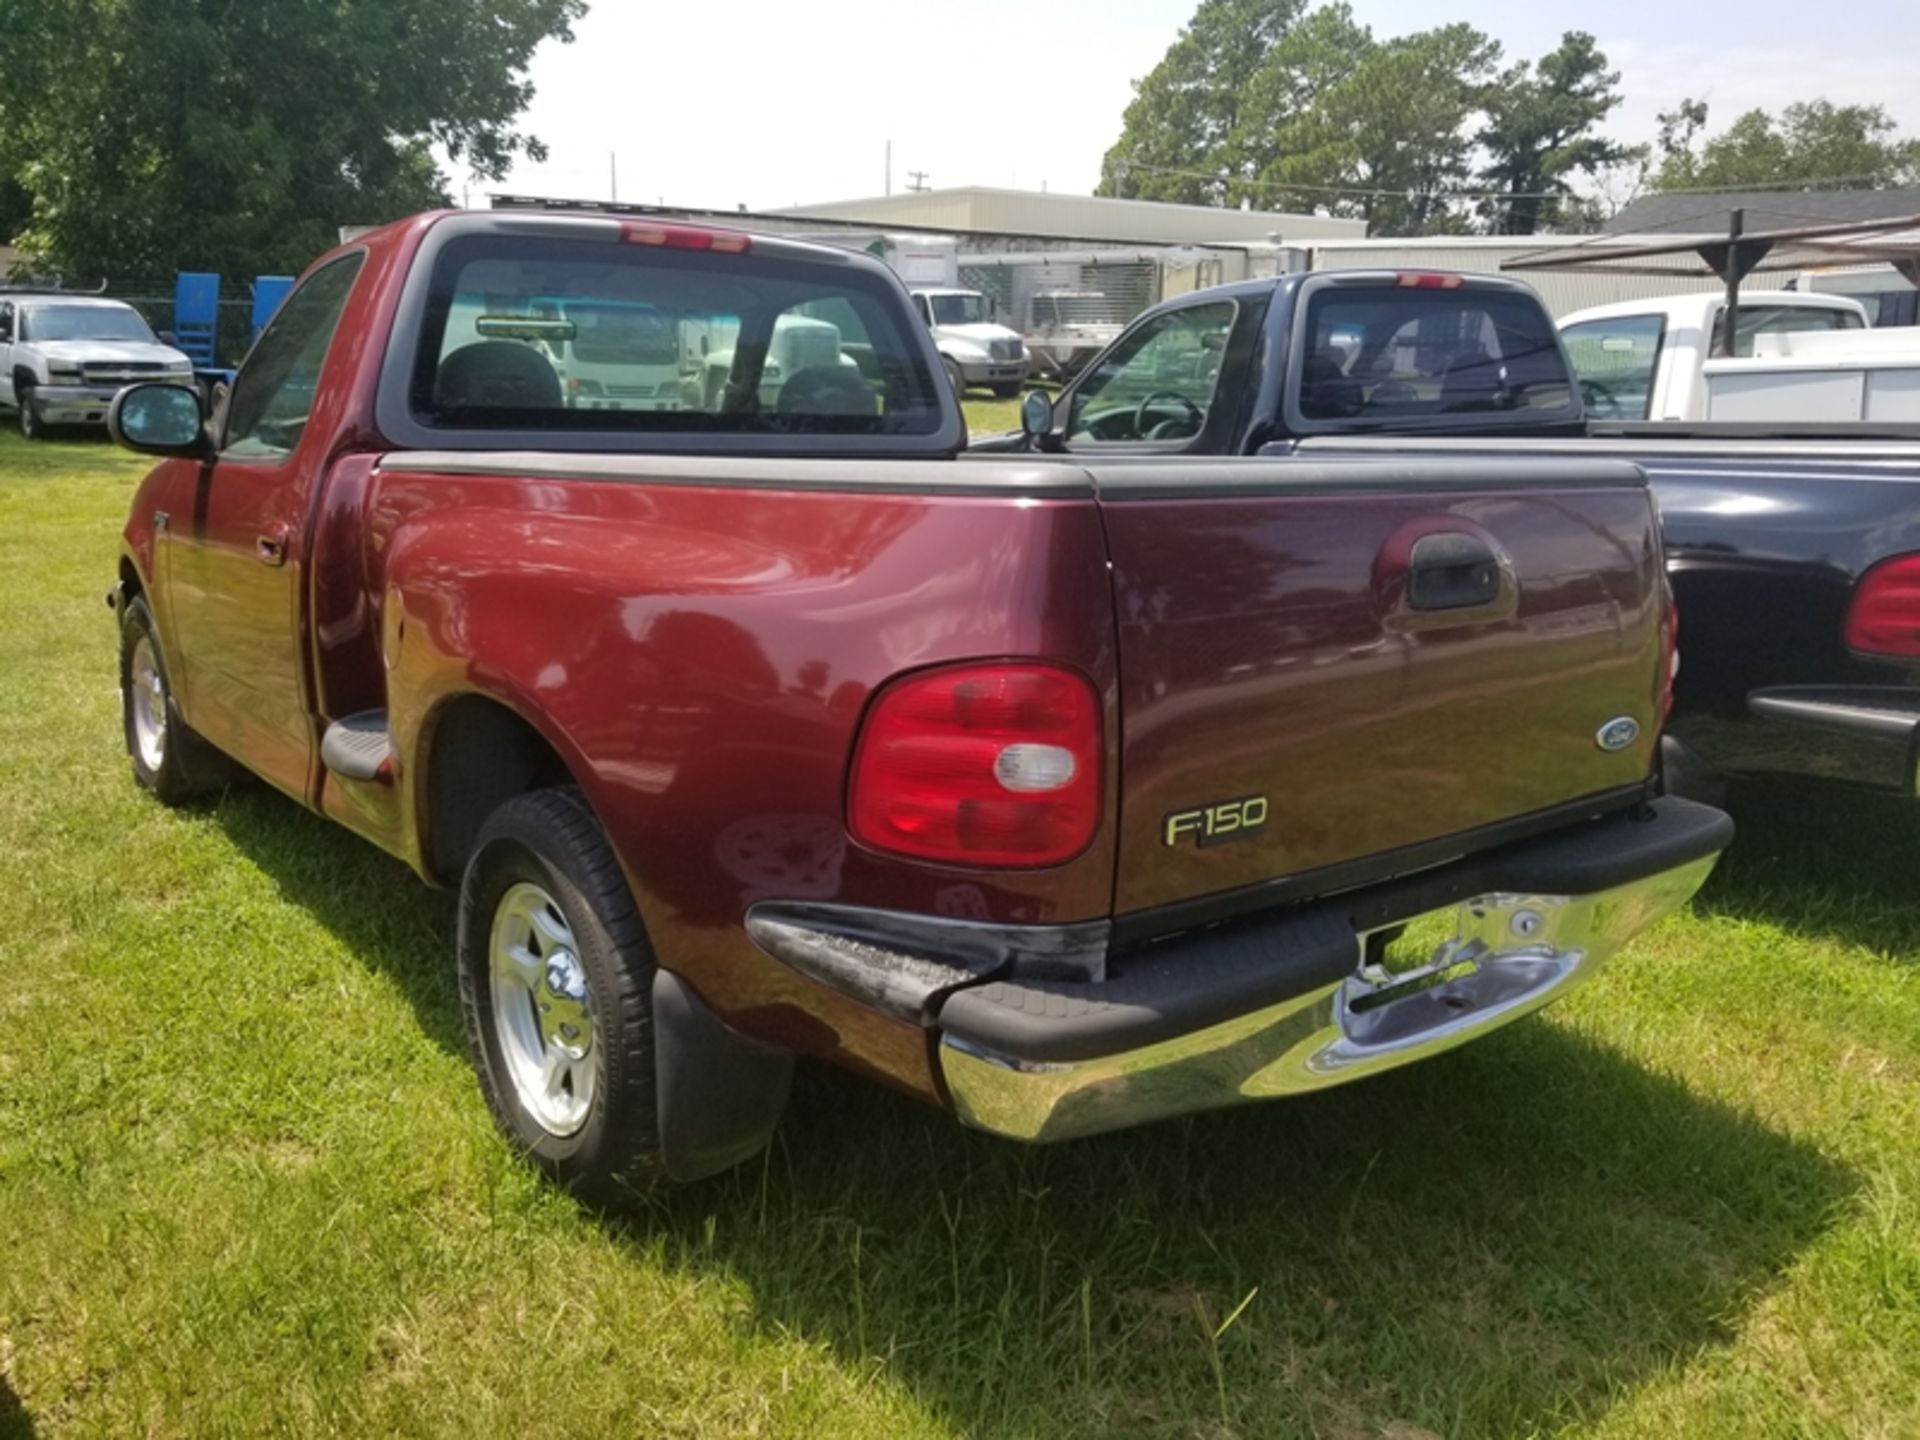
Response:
25,304,156,344
1297,286,1575,424
928,293,990,326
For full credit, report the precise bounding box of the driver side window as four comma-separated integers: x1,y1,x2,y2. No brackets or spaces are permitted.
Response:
222,253,365,460
1067,300,1235,444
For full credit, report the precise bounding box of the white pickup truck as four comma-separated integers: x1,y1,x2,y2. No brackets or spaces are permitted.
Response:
1558,290,1867,422
0,293,196,439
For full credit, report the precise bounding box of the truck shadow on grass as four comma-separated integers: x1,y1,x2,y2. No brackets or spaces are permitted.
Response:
1695,775,1920,959
207,784,1855,1439
0,1375,34,1440
640,1032,1851,1438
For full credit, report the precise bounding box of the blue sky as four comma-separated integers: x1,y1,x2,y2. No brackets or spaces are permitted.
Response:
491,0,1920,212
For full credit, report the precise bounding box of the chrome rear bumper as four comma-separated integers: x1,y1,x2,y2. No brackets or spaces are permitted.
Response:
744,796,1730,1146
938,821,1722,1144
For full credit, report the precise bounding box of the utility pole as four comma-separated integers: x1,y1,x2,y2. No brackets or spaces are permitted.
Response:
885,140,892,197
609,151,618,203
906,170,930,193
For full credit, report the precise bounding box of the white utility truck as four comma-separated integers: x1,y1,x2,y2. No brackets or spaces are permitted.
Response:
1558,290,1868,421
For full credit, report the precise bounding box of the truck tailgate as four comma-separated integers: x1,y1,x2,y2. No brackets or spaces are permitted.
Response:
1087,458,1664,919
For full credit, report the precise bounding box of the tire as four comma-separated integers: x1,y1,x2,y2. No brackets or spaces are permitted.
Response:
943,356,966,397
990,381,1022,399
457,787,667,1207
17,380,42,440
119,594,224,804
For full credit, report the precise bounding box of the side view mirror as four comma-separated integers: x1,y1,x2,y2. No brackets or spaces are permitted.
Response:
109,382,212,459
1019,389,1059,452
157,329,178,346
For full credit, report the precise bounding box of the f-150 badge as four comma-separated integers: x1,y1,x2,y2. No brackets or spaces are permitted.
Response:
1164,795,1270,847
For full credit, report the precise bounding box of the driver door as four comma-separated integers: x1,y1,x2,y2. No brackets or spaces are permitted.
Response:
165,254,364,800
1060,296,1254,452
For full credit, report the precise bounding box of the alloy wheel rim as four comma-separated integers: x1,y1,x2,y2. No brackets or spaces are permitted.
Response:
488,881,600,1137
129,634,168,771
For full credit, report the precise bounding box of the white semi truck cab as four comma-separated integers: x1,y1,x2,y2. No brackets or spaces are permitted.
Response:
908,286,1028,397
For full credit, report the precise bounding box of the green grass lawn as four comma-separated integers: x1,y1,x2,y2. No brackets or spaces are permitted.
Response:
1,427,1916,1439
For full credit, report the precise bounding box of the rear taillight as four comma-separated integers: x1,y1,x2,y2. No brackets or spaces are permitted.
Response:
848,662,1101,868
1661,594,1680,720
1394,272,1466,290
1846,554,1920,657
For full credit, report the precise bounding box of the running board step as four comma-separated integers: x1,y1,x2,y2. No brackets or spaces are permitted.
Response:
321,710,394,782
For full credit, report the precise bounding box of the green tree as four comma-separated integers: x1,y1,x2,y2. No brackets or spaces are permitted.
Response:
1096,0,1307,204
1476,31,1630,235
1247,20,1500,234
0,0,583,281
1651,99,1920,192
1221,4,1373,198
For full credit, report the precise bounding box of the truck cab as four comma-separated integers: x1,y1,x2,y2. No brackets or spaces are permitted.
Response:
1558,290,1868,421
908,286,1028,397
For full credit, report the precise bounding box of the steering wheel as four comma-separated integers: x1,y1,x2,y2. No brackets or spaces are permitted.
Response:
1135,389,1203,439
1580,378,1623,419
1367,380,1419,408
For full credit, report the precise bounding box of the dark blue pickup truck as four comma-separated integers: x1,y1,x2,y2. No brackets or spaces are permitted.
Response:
986,271,1920,802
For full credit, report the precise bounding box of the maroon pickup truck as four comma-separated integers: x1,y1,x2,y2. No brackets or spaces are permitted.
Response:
107,210,1730,1205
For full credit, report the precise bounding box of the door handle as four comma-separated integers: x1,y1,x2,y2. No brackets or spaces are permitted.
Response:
1405,531,1502,612
256,531,289,567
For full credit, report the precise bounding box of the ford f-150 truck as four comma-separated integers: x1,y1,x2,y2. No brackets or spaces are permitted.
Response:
107,213,1727,1205
999,271,1920,803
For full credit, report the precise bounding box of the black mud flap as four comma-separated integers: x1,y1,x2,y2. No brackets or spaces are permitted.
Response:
652,970,795,1184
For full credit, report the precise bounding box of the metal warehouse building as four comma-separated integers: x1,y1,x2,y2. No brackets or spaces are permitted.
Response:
771,185,1365,246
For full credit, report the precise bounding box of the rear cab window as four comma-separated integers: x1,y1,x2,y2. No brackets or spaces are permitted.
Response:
1716,302,1866,355
1291,281,1577,431
401,229,947,445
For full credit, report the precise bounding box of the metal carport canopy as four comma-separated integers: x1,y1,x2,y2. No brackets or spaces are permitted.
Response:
1500,207,1920,355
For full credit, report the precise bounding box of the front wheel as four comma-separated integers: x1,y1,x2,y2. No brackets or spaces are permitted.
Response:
943,356,966,397
457,788,667,1207
119,593,225,803
16,381,42,440
990,381,1022,399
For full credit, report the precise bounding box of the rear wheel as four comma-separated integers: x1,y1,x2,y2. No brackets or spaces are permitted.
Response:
457,788,667,1207
119,594,225,804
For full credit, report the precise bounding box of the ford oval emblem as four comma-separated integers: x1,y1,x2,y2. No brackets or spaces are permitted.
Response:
1595,716,1641,752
